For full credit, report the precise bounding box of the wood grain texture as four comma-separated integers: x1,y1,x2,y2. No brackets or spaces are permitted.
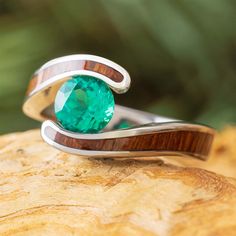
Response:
45,126,214,160
26,60,123,95
0,128,236,236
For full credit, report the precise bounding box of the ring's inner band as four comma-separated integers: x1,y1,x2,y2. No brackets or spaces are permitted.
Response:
24,77,69,121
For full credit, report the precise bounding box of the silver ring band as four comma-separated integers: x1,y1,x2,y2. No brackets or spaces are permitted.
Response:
23,54,215,160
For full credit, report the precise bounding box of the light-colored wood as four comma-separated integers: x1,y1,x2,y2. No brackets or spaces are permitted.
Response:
0,128,235,236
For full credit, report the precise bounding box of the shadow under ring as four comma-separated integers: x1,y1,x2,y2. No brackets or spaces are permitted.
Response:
23,54,215,160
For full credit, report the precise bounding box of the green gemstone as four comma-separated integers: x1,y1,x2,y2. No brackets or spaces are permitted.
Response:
113,119,133,130
54,75,115,133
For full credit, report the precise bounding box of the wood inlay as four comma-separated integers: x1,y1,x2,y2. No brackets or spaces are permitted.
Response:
26,60,123,96
84,61,123,82
45,127,214,160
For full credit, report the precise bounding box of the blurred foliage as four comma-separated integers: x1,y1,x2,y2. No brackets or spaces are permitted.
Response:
0,0,236,134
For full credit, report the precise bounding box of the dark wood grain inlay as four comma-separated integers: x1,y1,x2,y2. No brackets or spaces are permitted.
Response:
26,60,123,95
84,61,123,83
45,127,214,160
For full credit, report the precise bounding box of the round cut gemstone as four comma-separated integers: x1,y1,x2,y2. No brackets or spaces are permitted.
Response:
54,75,115,133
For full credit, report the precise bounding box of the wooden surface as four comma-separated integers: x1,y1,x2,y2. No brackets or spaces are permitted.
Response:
0,127,236,235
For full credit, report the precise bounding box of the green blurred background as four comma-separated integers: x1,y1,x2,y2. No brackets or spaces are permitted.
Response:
0,0,236,134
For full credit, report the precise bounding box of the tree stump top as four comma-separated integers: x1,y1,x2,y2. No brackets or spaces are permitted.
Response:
0,128,236,235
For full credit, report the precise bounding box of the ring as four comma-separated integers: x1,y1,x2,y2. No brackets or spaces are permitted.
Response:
23,54,215,160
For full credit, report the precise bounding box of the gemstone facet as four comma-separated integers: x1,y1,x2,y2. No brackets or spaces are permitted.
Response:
54,75,115,133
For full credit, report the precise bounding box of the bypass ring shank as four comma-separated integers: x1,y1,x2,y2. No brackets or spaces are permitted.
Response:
23,55,215,160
